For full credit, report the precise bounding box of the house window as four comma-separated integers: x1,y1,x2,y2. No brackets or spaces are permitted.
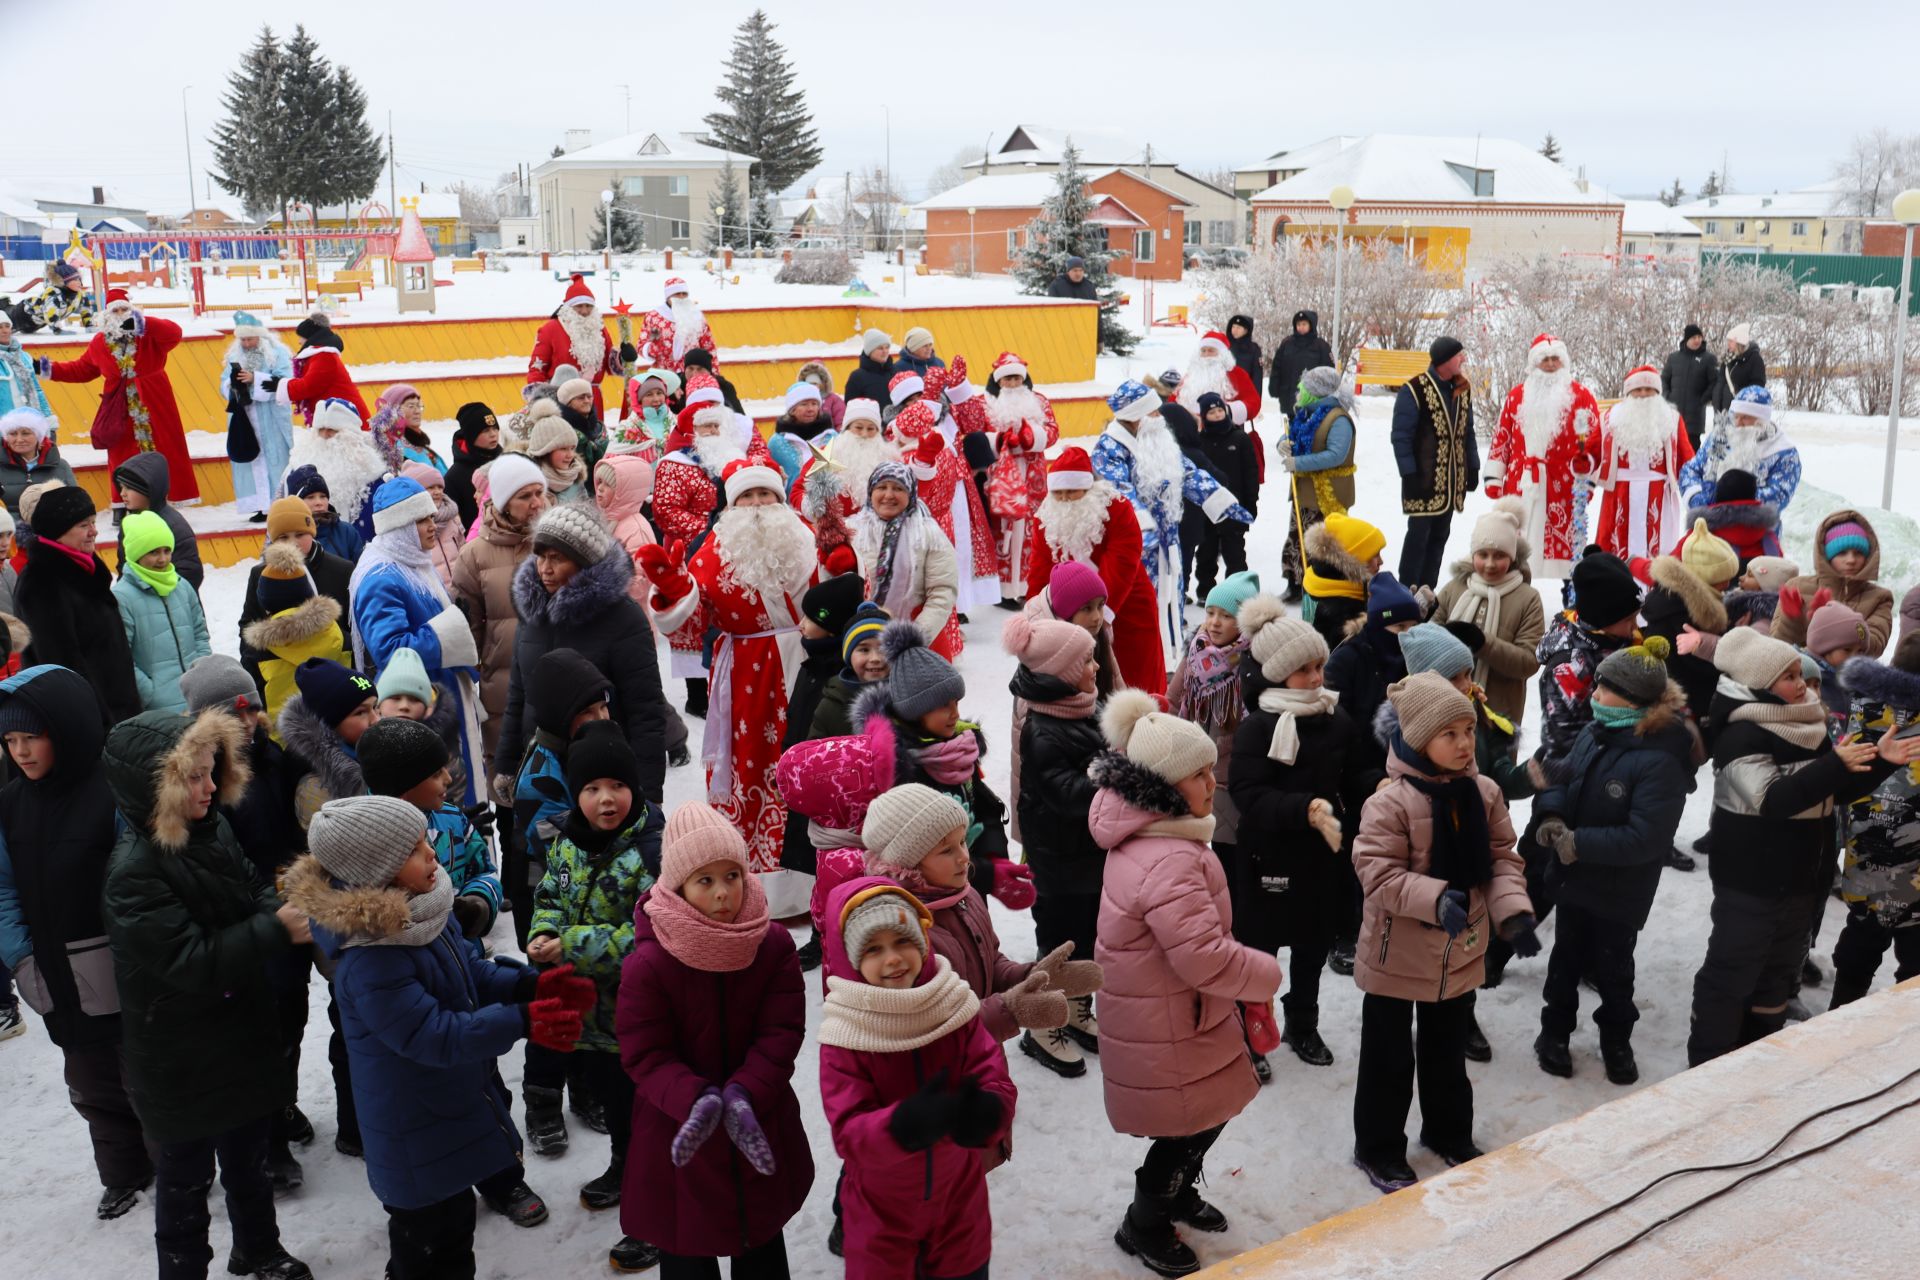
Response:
1735,221,1746,235
668,219,690,240
1007,228,1021,256
1758,221,1771,235
621,177,646,197
1704,221,1719,235
1208,219,1236,245
1445,163,1496,197
1133,229,1154,262
1184,221,1202,246
668,175,689,197
1792,221,1808,236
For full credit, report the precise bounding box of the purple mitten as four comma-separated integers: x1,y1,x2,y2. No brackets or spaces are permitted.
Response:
671,1087,723,1167
722,1083,777,1176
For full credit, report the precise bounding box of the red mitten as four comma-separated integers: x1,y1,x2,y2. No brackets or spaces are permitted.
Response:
636,539,693,601
1810,587,1832,613
948,354,967,383
1017,424,1035,451
535,963,596,1014
1243,1000,1282,1055
528,998,583,1052
1779,584,1804,619
914,432,943,467
989,859,1037,911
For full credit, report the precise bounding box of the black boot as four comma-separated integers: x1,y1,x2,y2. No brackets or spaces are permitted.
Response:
278,1104,315,1147
826,1217,844,1257
1352,1148,1418,1193
1828,973,1872,1010
1463,1012,1492,1064
225,1248,313,1280
1114,1171,1200,1277
1692,831,1713,854
1250,1051,1272,1083
97,1177,150,1220
481,1179,549,1227
580,1158,624,1210
570,1087,608,1135
1327,939,1356,976
1283,581,1304,604
267,1140,304,1194
524,1085,568,1157
1282,1014,1334,1067
1170,1184,1228,1233
795,933,823,972
1800,955,1824,988
1534,1030,1573,1078
1742,1008,1789,1045
1421,1135,1485,1167
684,679,709,718
609,1236,659,1272
1665,845,1697,872
1600,1032,1639,1086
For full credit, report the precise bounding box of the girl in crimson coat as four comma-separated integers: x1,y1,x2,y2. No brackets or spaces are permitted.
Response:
526,275,634,419
617,803,813,1276
48,290,200,505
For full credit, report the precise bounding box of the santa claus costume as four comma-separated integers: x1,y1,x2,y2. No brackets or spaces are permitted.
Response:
891,392,998,611
1677,385,1801,533
1595,365,1696,561
647,459,818,917
1486,333,1603,577
1090,380,1253,663
525,274,630,419
976,351,1061,602
1178,328,1265,480
926,360,1015,611
1026,449,1165,694
279,310,369,427
793,397,892,574
639,276,717,375
50,289,201,505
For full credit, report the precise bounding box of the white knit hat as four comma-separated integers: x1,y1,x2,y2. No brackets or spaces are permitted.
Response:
527,414,577,459
530,503,614,566
312,396,362,433
557,376,593,405
861,785,969,870
1240,595,1328,683
1715,626,1801,691
1101,689,1217,783
861,328,892,356
483,453,545,507
308,795,428,889
785,381,822,412
1470,497,1524,558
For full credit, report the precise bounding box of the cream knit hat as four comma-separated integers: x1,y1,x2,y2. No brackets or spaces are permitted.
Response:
1715,626,1801,691
658,802,748,892
1386,671,1475,752
1101,689,1217,784
527,413,577,459
862,785,969,870
1240,594,1328,684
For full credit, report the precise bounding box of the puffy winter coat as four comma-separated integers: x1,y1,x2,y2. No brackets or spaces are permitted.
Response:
16,536,141,726
924,884,1032,1047
1536,685,1696,929
443,436,501,532
238,542,356,687
0,665,123,1049
285,853,534,1211
616,891,812,1257
852,510,958,647
1302,522,1370,650
843,352,898,408
222,724,308,888
1196,416,1260,514
423,493,464,592
1351,747,1529,1004
0,436,77,515
242,596,348,739
1536,610,1632,767
1435,562,1545,726
1838,656,1920,928
1012,668,1107,897
1090,756,1280,1139
1680,497,1781,569
313,507,366,563
854,690,1010,871
1712,343,1767,413
1661,342,1719,435
450,504,533,764
113,452,203,591
593,453,658,609
1770,509,1894,658
102,709,289,1144
111,571,212,713
529,806,663,1051
279,693,368,830
809,670,870,740
1267,311,1334,414
1325,622,1406,772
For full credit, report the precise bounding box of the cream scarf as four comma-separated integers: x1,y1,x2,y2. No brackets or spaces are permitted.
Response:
1257,686,1341,764
1719,677,1831,750
818,956,981,1052
1139,813,1218,842
1449,570,1527,685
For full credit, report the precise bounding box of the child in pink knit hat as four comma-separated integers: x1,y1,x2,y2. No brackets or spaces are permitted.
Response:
399,461,463,589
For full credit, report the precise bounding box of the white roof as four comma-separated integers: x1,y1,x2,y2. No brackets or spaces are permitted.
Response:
536,131,756,169
1621,200,1701,237
264,194,462,224
972,124,1158,169
1236,137,1362,174
1674,189,1841,219
915,173,1061,211
1250,135,1620,206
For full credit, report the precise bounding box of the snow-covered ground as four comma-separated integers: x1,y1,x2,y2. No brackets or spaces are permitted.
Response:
5,273,1918,1279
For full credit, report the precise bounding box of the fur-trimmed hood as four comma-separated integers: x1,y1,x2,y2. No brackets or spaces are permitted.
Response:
1304,522,1368,583
0,612,28,658
850,680,985,778
278,693,366,801
241,593,343,652
1840,653,1920,711
1649,555,1730,632
510,546,634,629
281,851,410,943
1088,749,1192,822
1688,499,1780,534
103,708,252,852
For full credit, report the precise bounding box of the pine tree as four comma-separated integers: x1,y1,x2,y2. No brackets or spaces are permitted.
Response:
1015,141,1135,355
701,10,822,199
1700,170,1723,198
210,26,287,221
1539,132,1563,163
1661,178,1687,208
749,177,777,249
590,200,642,252
315,64,384,209
705,156,747,252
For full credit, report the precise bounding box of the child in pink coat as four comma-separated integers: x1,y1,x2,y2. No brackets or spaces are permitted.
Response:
593,453,658,609
817,876,1015,1280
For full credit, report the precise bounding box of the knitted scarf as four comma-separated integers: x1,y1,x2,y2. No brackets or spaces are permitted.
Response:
911,728,980,785
643,880,771,973
858,462,923,615
1720,677,1831,749
539,452,587,494
1256,685,1340,764
1448,570,1528,687
1028,688,1098,721
1287,396,1356,513
1390,733,1494,893
818,955,980,1052
106,329,155,454
1173,632,1250,735
0,338,41,406
344,866,455,950
127,558,179,597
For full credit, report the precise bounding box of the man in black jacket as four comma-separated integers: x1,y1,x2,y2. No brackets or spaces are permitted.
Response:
1227,314,1263,384
1711,323,1766,416
1661,324,1720,448
679,346,743,414
1192,392,1258,599
842,328,897,406
1268,309,1334,416
237,497,356,688
1046,256,1099,301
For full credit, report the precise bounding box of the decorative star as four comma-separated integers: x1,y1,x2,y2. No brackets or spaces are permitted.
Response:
612,300,633,316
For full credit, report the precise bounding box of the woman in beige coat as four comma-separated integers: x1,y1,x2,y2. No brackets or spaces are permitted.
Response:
450,454,550,765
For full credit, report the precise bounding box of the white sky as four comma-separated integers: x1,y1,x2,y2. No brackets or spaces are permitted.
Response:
5,0,1913,211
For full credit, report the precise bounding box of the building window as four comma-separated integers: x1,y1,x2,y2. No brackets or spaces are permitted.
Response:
1735,221,1746,235
668,175,689,197
1007,228,1020,256
1792,221,1808,236
1704,221,1718,235
1445,162,1496,197
669,219,690,240
1133,229,1154,263
1184,221,1202,246
621,177,645,197
1758,221,1771,235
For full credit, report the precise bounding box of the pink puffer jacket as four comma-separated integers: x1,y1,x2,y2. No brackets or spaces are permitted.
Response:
1091,783,1280,1140
1351,749,1531,1004
594,454,657,608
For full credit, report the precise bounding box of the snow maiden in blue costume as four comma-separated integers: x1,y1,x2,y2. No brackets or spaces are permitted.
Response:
350,476,487,804
1091,379,1253,659
218,312,295,519
1677,385,1800,535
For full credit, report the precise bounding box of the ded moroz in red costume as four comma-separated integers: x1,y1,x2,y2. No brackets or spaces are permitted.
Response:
975,350,1061,602
526,274,624,417
50,289,200,504
639,276,717,376
1595,364,1696,561
1486,333,1602,577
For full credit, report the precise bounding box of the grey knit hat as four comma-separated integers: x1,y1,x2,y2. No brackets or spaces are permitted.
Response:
862,784,969,870
882,620,965,720
1240,595,1327,683
1299,365,1343,400
1596,636,1673,707
531,504,614,567
1398,622,1474,681
307,795,428,889
180,654,265,715
842,887,929,963
1386,671,1475,752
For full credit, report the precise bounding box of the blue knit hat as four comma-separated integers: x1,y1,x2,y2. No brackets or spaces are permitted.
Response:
1204,571,1261,617
294,657,376,729
1365,571,1422,628
1107,380,1159,422
1398,622,1474,679
370,476,435,536
286,464,329,499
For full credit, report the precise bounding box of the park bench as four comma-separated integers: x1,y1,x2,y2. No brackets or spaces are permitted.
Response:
452,258,484,273
1353,348,1429,390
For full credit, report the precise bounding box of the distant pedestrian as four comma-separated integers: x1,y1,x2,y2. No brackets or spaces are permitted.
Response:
1660,324,1719,448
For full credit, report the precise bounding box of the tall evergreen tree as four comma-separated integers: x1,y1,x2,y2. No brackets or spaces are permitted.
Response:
749,177,777,249
591,200,642,252
1539,132,1563,162
701,10,821,198
1015,141,1135,355
705,156,747,252
1700,170,1724,198
1661,178,1687,207
210,26,286,221
315,64,384,209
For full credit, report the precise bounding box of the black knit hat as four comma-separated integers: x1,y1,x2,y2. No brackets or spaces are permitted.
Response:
1683,324,1703,342
565,720,641,799
529,648,612,738
1571,550,1641,628
802,572,865,639
28,484,95,539
681,346,715,372
357,717,451,798
1715,469,1758,504
293,658,376,729
1429,336,1464,366
0,695,49,738
455,402,499,446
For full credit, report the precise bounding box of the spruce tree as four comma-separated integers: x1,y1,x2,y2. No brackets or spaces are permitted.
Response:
210,26,287,221
1661,178,1687,207
705,156,747,252
1015,141,1135,355
1539,132,1563,162
749,178,776,249
315,64,384,210
701,10,822,197
590,200,642,252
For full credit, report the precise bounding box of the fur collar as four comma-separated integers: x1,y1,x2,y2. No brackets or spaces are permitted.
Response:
1688,500,1780,532
282,852,410,941
849,683,987,776
1649,556,1730,632
278,694,366,800
1087,749,1191,818
511,549,634,629
149,710,252,851
242,594,342,652
1840,654,1920,710
850,682,894,735
1304,523,1367,583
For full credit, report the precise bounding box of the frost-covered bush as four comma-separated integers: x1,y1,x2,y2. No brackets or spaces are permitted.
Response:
776,248,853,285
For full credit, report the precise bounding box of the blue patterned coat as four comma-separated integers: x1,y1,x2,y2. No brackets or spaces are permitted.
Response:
1677,428,1801,531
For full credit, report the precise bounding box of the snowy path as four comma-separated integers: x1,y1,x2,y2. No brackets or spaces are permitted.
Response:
2,384,1908,1279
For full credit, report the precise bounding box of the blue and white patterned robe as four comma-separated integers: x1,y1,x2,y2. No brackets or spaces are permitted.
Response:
1677,424,1801,534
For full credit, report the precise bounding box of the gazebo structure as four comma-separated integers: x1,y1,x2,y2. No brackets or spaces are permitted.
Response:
393,198,438,314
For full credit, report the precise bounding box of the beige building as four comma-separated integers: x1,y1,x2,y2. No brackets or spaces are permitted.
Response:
1674,183,1864,254
531,130,758,253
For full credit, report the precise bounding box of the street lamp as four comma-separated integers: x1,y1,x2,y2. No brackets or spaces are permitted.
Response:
967,206,977,277
1883,187,1920,509
181,86,196,219
1328,185,1356,367
600,189,614,254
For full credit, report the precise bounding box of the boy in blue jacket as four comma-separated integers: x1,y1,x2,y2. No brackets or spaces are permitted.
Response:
358,717,502,944
284,795,594,1273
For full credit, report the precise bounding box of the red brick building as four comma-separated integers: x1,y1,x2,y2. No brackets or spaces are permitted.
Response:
916,168,1190,280
1864,222,1920,258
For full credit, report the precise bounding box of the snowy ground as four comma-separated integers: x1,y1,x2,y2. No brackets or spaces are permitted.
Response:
4,282,1918,1278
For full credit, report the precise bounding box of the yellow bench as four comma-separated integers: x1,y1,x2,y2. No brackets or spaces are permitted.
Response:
334,270,373,286
1353,348,1429,389
315,279,364,299
226,264,261,279
453,258,483,273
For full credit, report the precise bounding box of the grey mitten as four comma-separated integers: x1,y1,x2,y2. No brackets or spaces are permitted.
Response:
1536,817,1578,865
1000,968,1068,1031
1030,942,1106,998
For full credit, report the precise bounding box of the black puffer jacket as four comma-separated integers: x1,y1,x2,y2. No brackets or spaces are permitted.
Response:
1661,341,1720,435
1268,310,1334,414
444,433,502,532
112,452,203,590
237,541,356,688
1011,668,1106,897
1227,314,1264,383
1324,623,1405,773
1712,343,1767,413
16,536,141,726
223,721,311,886
1197,416,1260,514
842,352,898,408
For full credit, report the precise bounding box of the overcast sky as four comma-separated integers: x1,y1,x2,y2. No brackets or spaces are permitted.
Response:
6,0,1910,211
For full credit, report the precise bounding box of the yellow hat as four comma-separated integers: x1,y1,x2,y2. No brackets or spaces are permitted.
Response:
1323,512,1386,564
1680,517,1739,587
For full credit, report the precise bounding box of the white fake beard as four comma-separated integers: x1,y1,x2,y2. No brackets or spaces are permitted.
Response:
670,299,707,362
1719,421,1778,477
1129,417,1188,505
1518,367,1575,460
227,340,271,373
693,430,746,476
288,429,388,522
984,384,1042,432
1038,480,1117,562
715,503,814,603
829,432,899,507
1606,395,1678,465
557,306,606,378
1176,352,1235,413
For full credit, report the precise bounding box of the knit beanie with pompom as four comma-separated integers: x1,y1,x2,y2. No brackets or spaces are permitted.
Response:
1100,688,1217,784
1001,610,1095,683
1240,593,1328,683
1596,635,1673,706
862,784,970,870
881,619,965,720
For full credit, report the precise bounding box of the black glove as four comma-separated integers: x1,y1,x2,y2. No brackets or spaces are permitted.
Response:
947,1075,1005,1149
619,342,638,364
464,803,497,842
34,355,53,377
452,894,492,940
887,1069,960,1153
1499,912,1542,958
261,376,281,393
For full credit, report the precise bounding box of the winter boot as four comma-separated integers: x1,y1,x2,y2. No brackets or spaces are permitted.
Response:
826,1217,844,1258
480,1179,548,1227
1171,1170,1228,1234
277,1104,315,1147
1283,580,1304,604
1421,1136,1485,1167
524,1085,569,1158
580,1158,624,1211
684,679,709,718
1692,831,1713,855
1020,1025,1087,1078
1600,1032,1639,1086
1251,1051,1272,1083
570,1088,608,1136
333,1129,362,1158
1534,1031,1573,1078
1783,996,1812,1023
1482,952,1509,990
667,744,692,768
1327,939,1357,977
1463,1011,1492,1063
1828,973,1872,1011
0,1003,24,1040
1801,955,1824,988
1114,1171,1200,1277
795,932,823,973
1352,1149,1418,1193
1665,845,1697,872
96,1177,150,1220
267,1140,304,1194
225,1247,313,1280
1064,994,1100,1054
1282,1014,1334,1067
609,1236,659,1272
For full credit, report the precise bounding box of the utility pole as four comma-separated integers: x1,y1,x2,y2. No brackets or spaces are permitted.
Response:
617,85,631,134
181,86,196,216
388,111,397,215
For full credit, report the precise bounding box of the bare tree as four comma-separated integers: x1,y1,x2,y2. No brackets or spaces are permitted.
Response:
1195,236,1444,364
1829,128,1920,218
853,165,903,252
926,145,980,197
1194,164,1239,194
444,180,500,230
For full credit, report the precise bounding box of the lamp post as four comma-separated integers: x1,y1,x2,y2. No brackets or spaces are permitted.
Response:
1328,185,1356,367
181,86,196,218
967,206,977,276
1883,188,1920,510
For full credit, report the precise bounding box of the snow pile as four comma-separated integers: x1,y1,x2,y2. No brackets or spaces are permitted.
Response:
1781,481,1920,584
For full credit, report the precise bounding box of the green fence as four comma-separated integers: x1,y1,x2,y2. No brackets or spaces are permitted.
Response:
1704,249,1920,313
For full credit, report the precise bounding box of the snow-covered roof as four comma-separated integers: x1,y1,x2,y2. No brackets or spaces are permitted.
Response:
264,194,462,225
1674,189,1842,219
970,125,1159,169
536,131,756,169
1235,137,1362,174
1249,135,1621,206
88,217,144,234
915,173,1061,211
1085,195,1147,229
1621,200,1701,237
